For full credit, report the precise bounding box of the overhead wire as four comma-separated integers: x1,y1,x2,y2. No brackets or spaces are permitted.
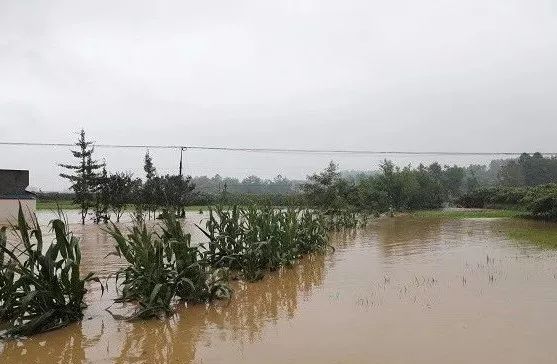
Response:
0,141,555,157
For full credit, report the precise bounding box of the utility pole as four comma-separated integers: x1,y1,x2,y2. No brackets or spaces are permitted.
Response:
179,147,185,177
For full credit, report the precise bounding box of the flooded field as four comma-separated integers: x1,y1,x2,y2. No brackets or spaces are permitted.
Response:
1,213,557,363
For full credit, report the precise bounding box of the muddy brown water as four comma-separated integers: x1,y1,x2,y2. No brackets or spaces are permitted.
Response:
1,213,557,363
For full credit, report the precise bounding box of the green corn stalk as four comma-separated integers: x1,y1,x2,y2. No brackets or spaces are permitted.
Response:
107,210,231,320
0,204,100,338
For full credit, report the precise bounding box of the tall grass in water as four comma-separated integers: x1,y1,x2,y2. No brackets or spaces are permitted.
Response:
197,206,331,282
0,205,99,338
107,212,231,320
322,210,369,231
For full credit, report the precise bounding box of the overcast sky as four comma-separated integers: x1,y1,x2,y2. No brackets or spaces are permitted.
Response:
1,0,556,190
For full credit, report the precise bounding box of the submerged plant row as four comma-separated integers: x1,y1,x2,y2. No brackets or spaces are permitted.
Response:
0,205,367,338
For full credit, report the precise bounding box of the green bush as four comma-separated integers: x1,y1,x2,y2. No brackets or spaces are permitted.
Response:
457,184,557,221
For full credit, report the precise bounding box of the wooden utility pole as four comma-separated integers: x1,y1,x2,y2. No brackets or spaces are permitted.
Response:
179,147,185,177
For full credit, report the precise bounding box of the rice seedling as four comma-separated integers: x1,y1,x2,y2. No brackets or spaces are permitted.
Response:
107,212,231,320
0,205,100,338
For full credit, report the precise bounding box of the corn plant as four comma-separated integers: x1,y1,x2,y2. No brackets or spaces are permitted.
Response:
196,205,331,282
159,213,231,303
0,205,100,338
322,210,370,231
107,212,231,320
108,222,175,319
0,226,17,320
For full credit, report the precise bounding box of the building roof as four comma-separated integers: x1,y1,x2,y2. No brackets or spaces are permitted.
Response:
0,169,36,200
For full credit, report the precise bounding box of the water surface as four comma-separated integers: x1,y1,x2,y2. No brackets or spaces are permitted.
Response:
1,215,557,363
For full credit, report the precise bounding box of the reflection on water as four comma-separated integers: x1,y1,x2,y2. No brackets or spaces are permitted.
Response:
2,215,557,363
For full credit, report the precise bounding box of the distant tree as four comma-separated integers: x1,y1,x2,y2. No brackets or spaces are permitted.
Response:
242,175,264,194
143,176,161,220
302,161,345,209
442,165,465,200
220,181,228,204
465,174,480,193
129,178,146,222
59,130,104,224
142,151,158,219
93,164,110,224
377,160,405,210
144,151,156,180
498,160,525,186
104,172,136,222
159,175,196,215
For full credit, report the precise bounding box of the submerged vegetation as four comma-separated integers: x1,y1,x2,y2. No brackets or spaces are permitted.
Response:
0,206,99,338
107,205,365,319
197,206,330,282
506,225,557,249
107,213,231,319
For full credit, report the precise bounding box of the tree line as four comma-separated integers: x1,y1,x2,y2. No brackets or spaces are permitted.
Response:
457,184,557,220
59,130,195,224
301,154,557,220
302,160,469,212
56,130,557,223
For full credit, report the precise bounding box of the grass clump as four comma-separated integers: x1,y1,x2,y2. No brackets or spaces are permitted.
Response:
506,226,557,249
0,205,99,338
107,212,231,320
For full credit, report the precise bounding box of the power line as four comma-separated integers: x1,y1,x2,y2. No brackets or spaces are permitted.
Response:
0,141,555,156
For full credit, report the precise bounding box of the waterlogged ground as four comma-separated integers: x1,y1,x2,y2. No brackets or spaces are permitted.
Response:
1,213,557,363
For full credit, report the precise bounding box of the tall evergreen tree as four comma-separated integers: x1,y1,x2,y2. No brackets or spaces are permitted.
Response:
93,163,110,224
144,151,156,180
59,130,104,224
142,151,158,219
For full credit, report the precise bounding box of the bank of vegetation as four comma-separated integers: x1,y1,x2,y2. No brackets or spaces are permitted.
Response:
457,184,557,221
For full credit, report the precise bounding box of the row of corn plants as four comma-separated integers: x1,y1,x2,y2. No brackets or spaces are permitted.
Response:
196,206,333,282
107,205,342,318
1,205,370,337
0,205,100,338
106,213,232,319
322,209,371,231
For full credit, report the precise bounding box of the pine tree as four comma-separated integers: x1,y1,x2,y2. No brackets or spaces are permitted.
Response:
144,151,156,180
59,130,105,224
143,151,157,219
92,163,110,224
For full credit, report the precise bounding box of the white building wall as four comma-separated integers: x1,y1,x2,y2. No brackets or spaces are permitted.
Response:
0,199,36,226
